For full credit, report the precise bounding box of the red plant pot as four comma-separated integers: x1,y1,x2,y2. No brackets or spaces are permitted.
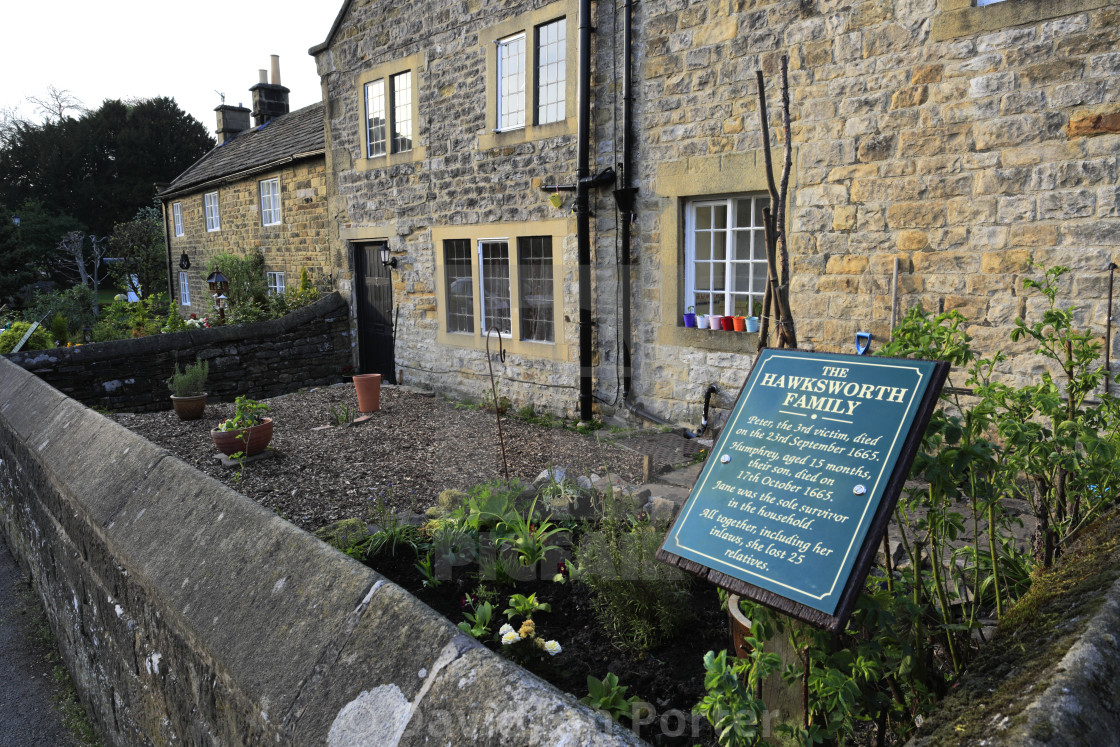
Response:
211,418,274,457
354,373,382,413
720,316,735,331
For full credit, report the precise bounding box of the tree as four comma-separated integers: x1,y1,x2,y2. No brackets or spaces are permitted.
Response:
54,231,111,315
0,205,41,303
0,96,214,237
107,205,166,299
27,86,85,123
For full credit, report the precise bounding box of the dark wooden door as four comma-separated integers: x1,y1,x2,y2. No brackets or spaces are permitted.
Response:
355,241,396,382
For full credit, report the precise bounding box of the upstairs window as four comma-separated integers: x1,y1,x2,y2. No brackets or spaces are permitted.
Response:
535,18,566,125
365,71,414,157
685,194,770,319
497,33,527,131
173,202,183,236
204,191,220,232
260,178,281,226
267,271,286,296
365,79,387,157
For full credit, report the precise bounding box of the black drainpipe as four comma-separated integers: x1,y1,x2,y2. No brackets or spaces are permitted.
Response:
618,0,636,397
576,0,594,421
161,200,175,302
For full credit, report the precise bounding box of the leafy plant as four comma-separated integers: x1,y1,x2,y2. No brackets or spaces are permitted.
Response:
457,599,494,639
49,312,69,345
167,358,208,397
505,592,551,620
216,396,269,432
489,495,568,571
694,648,776,747
329,403,355,426
363,491,421,557
576,518,692,653
415,553,441,588
581,673,642,724
0,321,53,353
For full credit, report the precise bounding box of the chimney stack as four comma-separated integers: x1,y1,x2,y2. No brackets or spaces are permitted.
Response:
215,102,251,144
250,55,290,126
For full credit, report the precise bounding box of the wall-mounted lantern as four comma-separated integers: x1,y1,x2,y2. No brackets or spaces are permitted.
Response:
379,244,398,269
179,252,191,270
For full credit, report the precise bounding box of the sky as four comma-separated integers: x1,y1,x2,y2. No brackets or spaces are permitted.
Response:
0,1,343,137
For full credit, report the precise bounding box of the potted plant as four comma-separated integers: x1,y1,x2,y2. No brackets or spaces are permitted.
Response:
683,306,697,328
709,314,723,330
211,396,273,456
745,316,760,333
732,316,747,331
168,358,209,421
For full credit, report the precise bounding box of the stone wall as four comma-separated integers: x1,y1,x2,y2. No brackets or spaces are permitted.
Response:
4,293,352,413
632,0,1120,423
0,357,641,746
165,156,333,317
313,0,1119,428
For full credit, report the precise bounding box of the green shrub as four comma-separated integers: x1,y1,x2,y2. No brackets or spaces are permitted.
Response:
49,313,69,345
23,285,96,335
0,322,54,354
576,521,692,653
167,358,208,397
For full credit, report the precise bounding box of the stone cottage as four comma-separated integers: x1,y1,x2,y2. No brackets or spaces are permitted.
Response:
158,57,329,319
155,3,1119,427
306,0,1119,427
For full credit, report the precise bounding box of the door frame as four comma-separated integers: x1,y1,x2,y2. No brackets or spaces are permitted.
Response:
352,240,397,383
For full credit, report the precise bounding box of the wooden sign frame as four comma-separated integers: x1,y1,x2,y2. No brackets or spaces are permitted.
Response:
657,349,948,632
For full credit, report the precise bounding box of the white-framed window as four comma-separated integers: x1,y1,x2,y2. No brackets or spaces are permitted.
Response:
479,239,512,335
497,33,527,131
260,178,281,226
365,71,413,157
267,271,286,296
173,202,183,236
391,72,413,153
204,191,220,232
444,239,474,334
365,79,386,157
179,271,191,306
975,0,1008,5
535,18,566,125
684,194,770,319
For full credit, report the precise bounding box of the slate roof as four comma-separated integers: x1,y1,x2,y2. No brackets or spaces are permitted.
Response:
158,103,325,199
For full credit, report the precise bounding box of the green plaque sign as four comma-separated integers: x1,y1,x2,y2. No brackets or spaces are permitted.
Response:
658,349,947,631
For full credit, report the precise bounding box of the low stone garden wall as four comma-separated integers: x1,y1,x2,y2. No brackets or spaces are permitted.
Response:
0,356,642,745
4,293,353,412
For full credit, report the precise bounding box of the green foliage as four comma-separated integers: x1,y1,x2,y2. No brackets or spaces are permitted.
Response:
106,205,166,299
362,491,421,557
504,592,551,620
576,517,692,653
91,293,170,341
0,200,83,298
581,673,642,724
167,358,208,397
0,97,213,238
0,321,53,353
415,553,441,588
216,396,269,432
694,649,776,747
489,495,568,571
49,312,69,345
207,252,269,322
22,285,96,334
329,403,355,426
162,306,188,333
457,599,494,639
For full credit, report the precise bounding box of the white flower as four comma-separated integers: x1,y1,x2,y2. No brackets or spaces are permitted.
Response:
501,630,521,645
543,640,561,656
499,623,514,637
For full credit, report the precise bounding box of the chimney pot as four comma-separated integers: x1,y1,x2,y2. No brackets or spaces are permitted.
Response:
270,55,282,86
250,57,290,126
259,69,268,84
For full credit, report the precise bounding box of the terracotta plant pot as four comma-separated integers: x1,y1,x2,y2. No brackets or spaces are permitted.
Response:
720,316,735,331
211,418,273,457
732,316,747,332
354,373,382,413
170,393,207,421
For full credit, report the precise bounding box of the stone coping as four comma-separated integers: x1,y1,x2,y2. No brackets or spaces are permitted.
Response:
0,356,644,745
